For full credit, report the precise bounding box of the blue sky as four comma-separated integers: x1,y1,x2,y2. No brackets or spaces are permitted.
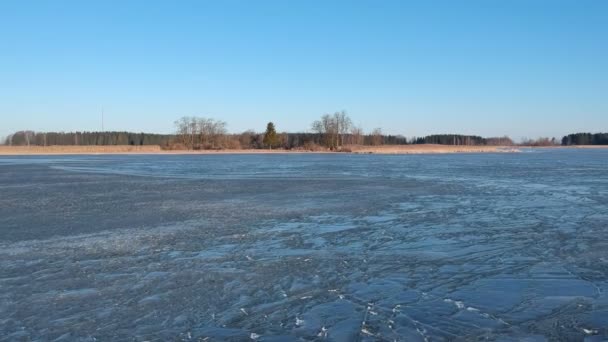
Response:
1,0,606,140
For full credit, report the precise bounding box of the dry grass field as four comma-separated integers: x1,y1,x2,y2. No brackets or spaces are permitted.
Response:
0,144,524,155
347,144,520,154
0,145,164,155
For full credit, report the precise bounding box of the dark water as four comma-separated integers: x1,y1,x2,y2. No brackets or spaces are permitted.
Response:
1,150,607,341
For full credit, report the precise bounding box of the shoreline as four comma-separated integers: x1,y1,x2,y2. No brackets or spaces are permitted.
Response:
0,144,605,156
0,144,518,155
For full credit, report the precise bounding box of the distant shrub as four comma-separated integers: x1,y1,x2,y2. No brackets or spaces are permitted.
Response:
223,138,242,150
162,142,188,150
301,142,325,151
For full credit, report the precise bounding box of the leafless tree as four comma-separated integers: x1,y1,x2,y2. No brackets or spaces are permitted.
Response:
312,114,335,149
334,111,352,146
174,116,194,149
371,128,383,146
174,116,227,149
311,111,352,149
21,131,35,146
486,136,514,146
521,137,555,146
189,117,198,148
350,126,364,145
209,120,227,148
239,130,256,149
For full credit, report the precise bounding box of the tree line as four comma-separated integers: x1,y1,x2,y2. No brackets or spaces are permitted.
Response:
2,112,406,150
414,134,487,145
3,131,173,147
561,133,608,145
4,114,606,148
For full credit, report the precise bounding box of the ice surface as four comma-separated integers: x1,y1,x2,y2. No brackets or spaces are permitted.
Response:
1,150,607,340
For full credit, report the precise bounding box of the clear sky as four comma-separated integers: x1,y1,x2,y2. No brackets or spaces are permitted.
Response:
1,0,606,140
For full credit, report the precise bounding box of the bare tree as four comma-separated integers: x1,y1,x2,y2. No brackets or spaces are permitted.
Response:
195,117,227,149
371,128,383,146
486,136,514,146
196,117,210,147
522,137,554,147
351,126,364,145
334,111,352,147
21,131,35,147
311,111,352,149
209,120,227,148
189,117,198,148
174,117,194,149
239,130,256,149
312,114,337,149
174,116,227,149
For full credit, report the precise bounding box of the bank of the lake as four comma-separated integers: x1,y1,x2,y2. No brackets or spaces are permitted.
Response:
0,144,524,155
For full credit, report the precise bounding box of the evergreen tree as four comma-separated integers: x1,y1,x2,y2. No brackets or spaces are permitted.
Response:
561,132,608,145
263,122,279,149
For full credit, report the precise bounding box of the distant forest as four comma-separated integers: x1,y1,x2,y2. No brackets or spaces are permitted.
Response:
562,133,608,146
3,113,606,149
4,131,174,147
3,130,409,150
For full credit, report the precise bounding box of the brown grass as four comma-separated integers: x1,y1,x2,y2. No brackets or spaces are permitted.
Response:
0,145,163,155
0,145,323,155
347,144,520,154
0,144,523,155
569,145,608,149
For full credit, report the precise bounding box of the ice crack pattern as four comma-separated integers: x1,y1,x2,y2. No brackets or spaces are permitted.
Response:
1,150,607,340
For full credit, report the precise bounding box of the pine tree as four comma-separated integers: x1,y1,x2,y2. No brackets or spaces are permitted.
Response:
263,122,279,149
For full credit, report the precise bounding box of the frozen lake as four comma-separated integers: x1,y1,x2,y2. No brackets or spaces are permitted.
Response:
1,150,607,341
